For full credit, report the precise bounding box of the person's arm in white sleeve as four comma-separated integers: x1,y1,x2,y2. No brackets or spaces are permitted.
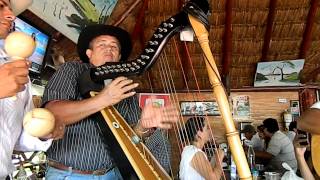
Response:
14,130,52,152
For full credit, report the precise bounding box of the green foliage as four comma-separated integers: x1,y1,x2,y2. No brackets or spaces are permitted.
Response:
66,0,111,32
255,73,268,81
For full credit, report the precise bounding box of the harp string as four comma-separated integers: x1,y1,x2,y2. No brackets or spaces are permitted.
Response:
176,37,227,179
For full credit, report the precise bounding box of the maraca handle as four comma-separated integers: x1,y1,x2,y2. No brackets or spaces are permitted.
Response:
9,57,25,101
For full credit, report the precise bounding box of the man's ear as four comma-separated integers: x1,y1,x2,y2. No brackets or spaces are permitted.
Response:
86,49,92,59
117,54,122,61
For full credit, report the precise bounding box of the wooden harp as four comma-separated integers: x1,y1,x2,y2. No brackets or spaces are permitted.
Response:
84,0,251,179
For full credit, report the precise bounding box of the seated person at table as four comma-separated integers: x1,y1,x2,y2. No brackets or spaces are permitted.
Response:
241,124,264,151
255,118,297,174
286,121,297,141
179,116,224,180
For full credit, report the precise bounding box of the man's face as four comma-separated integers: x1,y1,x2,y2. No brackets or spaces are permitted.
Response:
244,132,254,140
263,128,272,138
86,35,121,66
0,0,15,39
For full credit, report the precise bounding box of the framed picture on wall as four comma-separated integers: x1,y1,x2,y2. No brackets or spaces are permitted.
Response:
180,101,220,116
254,59,305,87
139,93,170,108
290,100,300,121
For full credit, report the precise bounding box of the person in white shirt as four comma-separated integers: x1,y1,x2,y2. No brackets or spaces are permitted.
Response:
0,1,54,179
241,124,265,151
179,116,224,180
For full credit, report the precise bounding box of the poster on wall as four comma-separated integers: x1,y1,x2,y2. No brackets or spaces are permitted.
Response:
232,95,250,120
180,101,220,116
29,0,118,42
138,93,171,109
254,59,305,87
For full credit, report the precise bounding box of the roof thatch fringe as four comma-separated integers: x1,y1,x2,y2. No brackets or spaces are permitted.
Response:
233,40,263,54
306,53,320,64
233,0,269,9
276,0,310,8
269,40,301,53
310,40,320,52
232,55,261,65
148,0,178,13
272,23,305,38
209,12,225,26
209,26,225,40
233,25,265,39
311,24,320,39
274,8,309,22
232,10,269,25
211,0,226,11
266,54,300,61
144,14,175,25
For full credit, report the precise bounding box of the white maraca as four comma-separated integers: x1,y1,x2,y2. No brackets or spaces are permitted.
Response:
4,31,36,100
23,108,55,137
4,31,36,59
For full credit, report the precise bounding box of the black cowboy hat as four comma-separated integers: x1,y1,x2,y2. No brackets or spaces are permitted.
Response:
77,24,132,63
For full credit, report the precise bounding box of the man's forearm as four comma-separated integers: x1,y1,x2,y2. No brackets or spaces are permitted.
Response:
45,96,105,125
255,150,273,160
295,152,315,180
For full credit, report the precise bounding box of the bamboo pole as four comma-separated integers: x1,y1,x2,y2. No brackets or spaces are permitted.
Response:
188,14,252,180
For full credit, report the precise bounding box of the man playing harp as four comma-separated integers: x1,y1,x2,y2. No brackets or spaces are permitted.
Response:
42,24,179,180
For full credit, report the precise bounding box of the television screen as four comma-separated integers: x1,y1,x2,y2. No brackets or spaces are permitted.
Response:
0,17,50,75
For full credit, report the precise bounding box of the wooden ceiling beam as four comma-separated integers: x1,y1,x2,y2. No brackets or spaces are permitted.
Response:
131,0,149,43
222,0,233,91
131,0,156,90
261,0,277,61
112,0,142,26
299,0,319,59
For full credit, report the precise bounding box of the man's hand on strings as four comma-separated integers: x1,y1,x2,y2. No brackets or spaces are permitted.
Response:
98,76,139,107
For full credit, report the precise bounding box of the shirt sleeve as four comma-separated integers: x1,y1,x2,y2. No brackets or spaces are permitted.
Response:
41,62,82,106
311,102,320,109
14,130,52,152
266,135,281,156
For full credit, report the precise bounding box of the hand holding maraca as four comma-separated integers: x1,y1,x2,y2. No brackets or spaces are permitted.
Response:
23,108,56,138
4,31,36,100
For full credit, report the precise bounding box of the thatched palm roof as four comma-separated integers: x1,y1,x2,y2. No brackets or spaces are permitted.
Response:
22,0,320,92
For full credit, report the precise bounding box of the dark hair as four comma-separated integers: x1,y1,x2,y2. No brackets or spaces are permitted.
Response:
263,118,279,133
289,121,297,131
257,124,264,132
180,116,206,142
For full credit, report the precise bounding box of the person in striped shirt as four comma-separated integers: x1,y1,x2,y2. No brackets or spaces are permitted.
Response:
42,24,179,179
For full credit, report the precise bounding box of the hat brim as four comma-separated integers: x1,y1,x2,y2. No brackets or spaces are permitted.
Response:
11,0,33,15
77,25,132,63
